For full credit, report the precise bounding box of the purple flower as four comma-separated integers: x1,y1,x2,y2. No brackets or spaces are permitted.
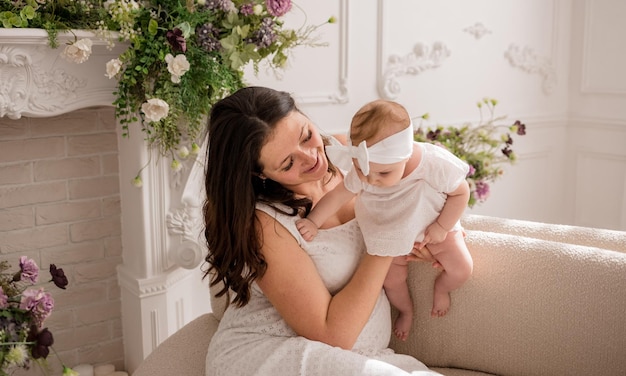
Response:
474,180,490,201
426,129,441,141
501,146,512,158
49,264,68,290
166,28,187,53
19,256,39,284
0,287,7,308
197,23,222,52
249,18,277,48
205,0,236,12
513,120,526,135
240,3,254,15
466,164,476,177
266,0,292,16
19,288,54,326
26,326,54,359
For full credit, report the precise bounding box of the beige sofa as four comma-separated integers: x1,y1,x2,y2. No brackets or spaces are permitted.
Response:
133,215,626,376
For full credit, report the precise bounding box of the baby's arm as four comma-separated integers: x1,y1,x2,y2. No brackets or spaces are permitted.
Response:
296,183,355,241
418,179,470,248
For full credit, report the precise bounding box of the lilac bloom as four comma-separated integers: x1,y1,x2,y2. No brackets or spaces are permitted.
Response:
240,3,254,15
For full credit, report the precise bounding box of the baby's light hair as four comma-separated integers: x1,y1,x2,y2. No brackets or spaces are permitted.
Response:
350,100,411,146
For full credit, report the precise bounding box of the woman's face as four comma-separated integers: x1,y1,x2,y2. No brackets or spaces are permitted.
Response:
259,110,328,190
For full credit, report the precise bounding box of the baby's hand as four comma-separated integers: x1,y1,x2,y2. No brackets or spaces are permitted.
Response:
296,218,319,242
417,221,448,248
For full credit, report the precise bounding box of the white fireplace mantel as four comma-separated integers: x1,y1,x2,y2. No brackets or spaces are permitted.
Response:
0,29,211,373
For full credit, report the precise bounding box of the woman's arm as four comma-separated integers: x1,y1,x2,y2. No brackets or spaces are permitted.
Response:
256,210,392,350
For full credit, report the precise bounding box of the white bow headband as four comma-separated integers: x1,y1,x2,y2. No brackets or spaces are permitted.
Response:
326,124,414,176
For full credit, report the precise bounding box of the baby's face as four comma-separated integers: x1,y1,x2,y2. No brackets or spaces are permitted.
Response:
354,159,408,187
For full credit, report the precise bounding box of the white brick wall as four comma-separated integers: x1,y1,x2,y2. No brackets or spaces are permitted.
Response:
0,107,125,375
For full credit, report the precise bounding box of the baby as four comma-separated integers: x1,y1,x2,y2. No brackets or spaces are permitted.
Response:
296,100,474,341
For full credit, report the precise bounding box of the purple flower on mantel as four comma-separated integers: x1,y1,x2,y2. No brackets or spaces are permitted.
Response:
49,264,68,290
166,28,187,53
17,256,39,284
266,0,292,17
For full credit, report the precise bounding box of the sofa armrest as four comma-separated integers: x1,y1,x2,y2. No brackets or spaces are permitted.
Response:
132,313,219,376
390,229,626,376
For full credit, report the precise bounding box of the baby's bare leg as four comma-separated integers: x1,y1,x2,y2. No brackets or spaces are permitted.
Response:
427,231,473,317
383,257,413,341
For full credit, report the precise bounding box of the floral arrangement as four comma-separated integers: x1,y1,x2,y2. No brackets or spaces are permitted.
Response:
414,98,527,208
0,0,331,184
0,256,75,376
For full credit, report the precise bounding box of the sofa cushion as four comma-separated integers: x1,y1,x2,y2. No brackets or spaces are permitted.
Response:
390,230,626,376
133,313,219,376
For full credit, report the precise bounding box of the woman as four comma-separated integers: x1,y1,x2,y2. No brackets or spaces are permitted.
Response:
203,86,441,375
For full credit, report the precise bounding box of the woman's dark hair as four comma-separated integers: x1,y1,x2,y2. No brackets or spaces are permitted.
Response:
202,86,334,307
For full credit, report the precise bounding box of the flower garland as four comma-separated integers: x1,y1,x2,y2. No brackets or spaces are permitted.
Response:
1,0,332,184
414,98,527,208
0,257,75,375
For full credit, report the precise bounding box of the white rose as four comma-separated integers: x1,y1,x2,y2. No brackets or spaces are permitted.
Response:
165,53,190,84
105,58,123,79
141,98,170,123
61,38,93,64
196,0,206,5
253,4,263,15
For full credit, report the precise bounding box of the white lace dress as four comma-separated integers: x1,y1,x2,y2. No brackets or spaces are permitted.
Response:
205,204,441,376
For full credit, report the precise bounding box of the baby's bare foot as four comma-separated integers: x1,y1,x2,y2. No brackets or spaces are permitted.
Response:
431,289,451,318
393,312,412,341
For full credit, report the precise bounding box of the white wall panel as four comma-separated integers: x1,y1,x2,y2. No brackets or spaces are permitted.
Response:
575,151,626,229
581,0,626,93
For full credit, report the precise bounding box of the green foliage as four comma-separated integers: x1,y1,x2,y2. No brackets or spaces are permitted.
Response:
1,0,331,163
414,98,527,207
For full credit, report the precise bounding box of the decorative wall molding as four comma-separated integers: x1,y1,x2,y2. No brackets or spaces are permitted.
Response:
581,0,626,94
504,44,557,95
376,0,450,100
378,41,451,100
463,22,492,40
0,29,122,119
290,0,349,104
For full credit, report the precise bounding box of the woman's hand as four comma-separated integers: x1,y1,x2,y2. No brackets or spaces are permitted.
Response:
406,243,443,269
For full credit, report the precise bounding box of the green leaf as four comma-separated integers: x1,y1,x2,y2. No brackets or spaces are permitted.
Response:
20,5,35,20
148,19,158,36
220,33,239,52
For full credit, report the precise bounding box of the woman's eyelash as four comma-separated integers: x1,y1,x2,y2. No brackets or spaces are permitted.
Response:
283,158,294,171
